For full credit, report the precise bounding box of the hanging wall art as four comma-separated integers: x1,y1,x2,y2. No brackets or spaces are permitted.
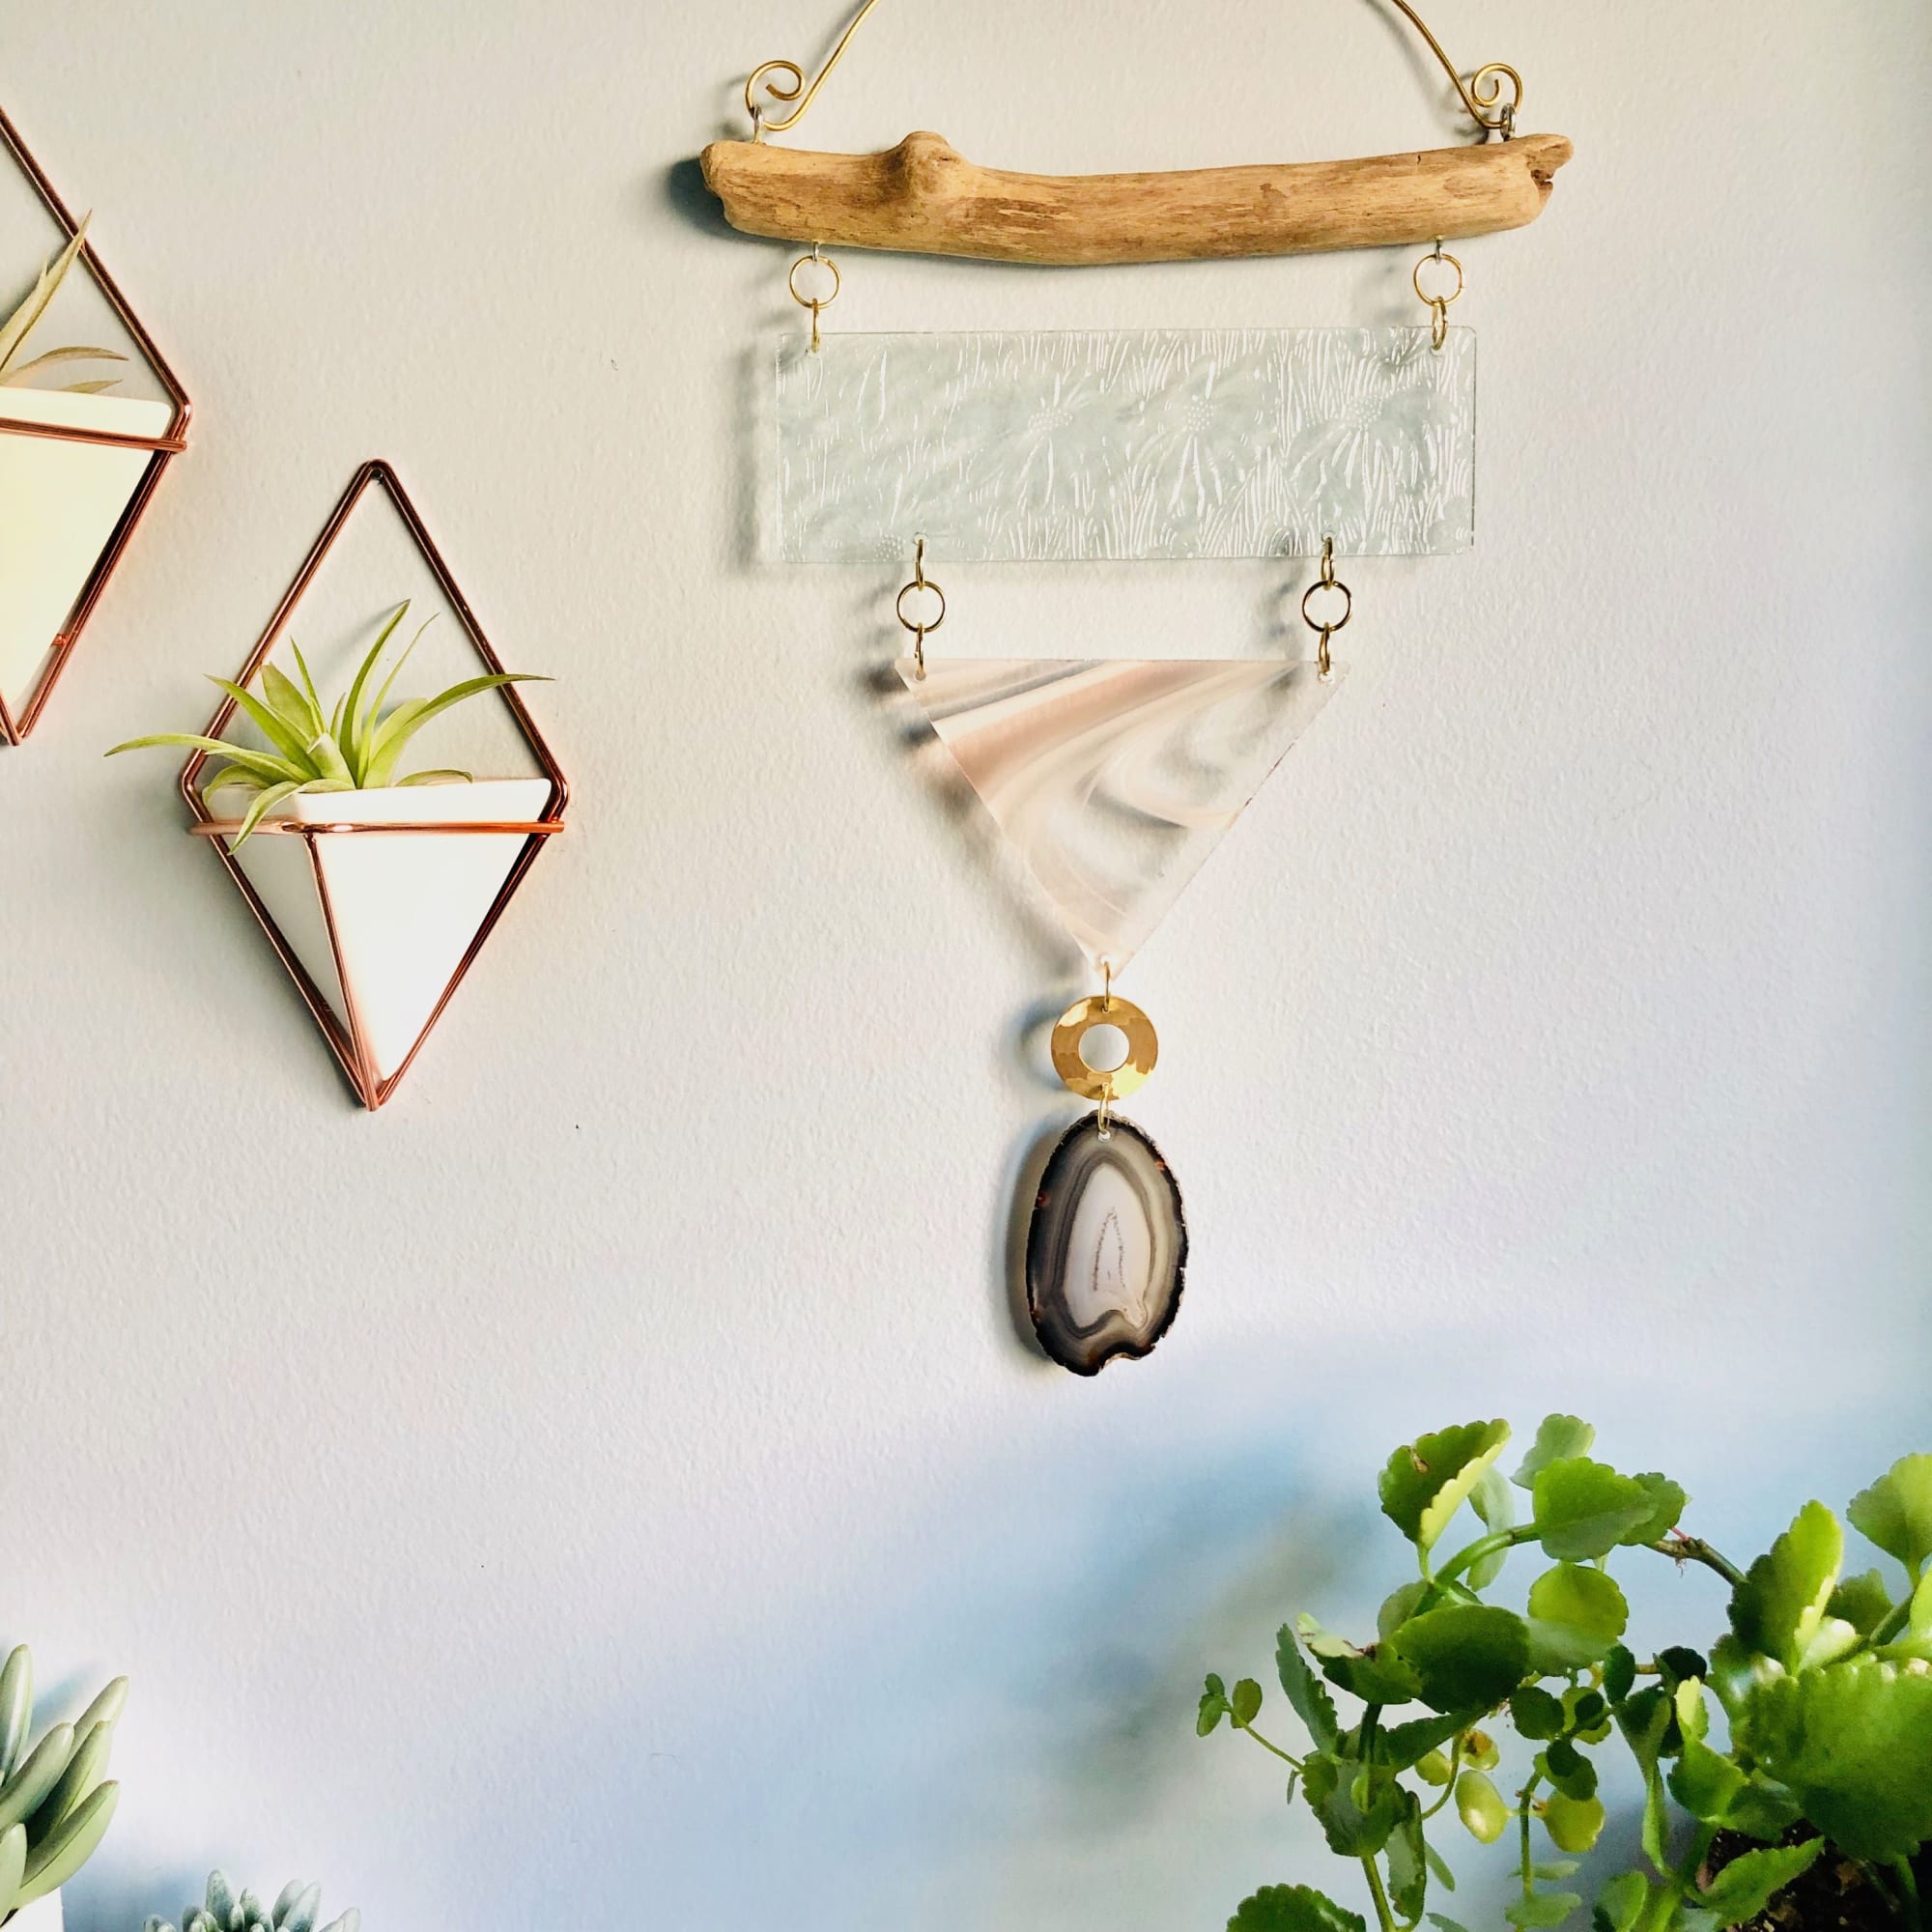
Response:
697,0,1572,1374
0,104,190,747
109,461,568,1111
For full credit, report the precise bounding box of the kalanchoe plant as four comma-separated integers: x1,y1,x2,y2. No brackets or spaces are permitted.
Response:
0,1645,127,1924
1197,1420,1932,1932
107,600,546,843
146,1872,358,1932
0,216,128,393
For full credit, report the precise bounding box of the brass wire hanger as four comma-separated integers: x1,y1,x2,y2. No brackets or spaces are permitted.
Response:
699,0,1570,267
745,0,1522,145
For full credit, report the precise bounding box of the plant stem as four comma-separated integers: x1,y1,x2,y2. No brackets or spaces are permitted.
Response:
1870,1600,1912,1647
1235,1719,1304,1772
1435,1523,1541,1590
1648,1535,1745,1589
1634,1821,1717,1932
1890,1857,1922,1932
1362,1854,1398,1932
1419,1742,1464,1821
1517,1773,1542,1903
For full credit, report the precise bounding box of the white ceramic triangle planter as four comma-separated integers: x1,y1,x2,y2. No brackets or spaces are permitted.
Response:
5,1889,64,1932
228,778,554,1097
0,387,177,719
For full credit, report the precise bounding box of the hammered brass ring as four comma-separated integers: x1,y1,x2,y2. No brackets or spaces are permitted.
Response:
1051,993,1158,1104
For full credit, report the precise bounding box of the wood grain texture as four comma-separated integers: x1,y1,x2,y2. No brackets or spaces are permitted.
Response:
698,129,1573,266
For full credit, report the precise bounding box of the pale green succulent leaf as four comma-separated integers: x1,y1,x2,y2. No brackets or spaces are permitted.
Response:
394,768,473,785
273,1879,322,1931
70,1678,128,1738
0,1820,25,1918
29,1719,112,1837
16,1777,118,1902
0,1723,75,1830
317,1912,359,1932
0,1649,30,1785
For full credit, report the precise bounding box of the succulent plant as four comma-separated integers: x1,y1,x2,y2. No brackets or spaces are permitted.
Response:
0,216,128,393
107,600,546,843
0,1645,126,1924
145,1873,358,1932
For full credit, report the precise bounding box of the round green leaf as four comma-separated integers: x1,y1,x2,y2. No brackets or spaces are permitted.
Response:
1390,1605,1530,1714
1526,1565,1629,1673
1541,1791,1605,1854
1456,1770,1509,1845
1229,1885,1368,1932
1530,1459,1657,1561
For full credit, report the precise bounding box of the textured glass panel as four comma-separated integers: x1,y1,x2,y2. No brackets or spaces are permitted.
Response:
773,327,1474,563
897,656,1344,969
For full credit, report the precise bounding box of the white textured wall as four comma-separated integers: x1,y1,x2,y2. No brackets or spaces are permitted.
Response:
3,3,1928,1928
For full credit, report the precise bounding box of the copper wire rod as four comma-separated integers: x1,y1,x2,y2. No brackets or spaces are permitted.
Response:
0,412,188,454
188,823,564,838
0,100,192,744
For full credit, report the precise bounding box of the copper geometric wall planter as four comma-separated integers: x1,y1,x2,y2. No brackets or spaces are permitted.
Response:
0,101,191,746
179,461,569,1111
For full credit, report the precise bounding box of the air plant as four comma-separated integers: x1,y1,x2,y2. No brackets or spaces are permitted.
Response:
145,1872,358,1932
0,1645,126,1925
0,216,128,393
107,601,546,843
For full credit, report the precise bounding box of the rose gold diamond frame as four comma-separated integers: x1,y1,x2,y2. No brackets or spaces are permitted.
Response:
0,102,191,745
178,460,569,1111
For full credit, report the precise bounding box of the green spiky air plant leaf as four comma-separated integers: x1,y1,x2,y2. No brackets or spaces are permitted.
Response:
0,214,128,391
107,599,548,843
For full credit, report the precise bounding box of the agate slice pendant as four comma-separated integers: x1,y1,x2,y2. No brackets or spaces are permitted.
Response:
1026,1111,1188,1376
1026,983,1187,1375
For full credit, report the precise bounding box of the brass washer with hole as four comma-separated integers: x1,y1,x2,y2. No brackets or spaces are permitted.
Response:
1051,993,1158,1103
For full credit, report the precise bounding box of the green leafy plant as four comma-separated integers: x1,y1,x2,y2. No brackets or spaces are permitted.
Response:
107,601,545,842
145,1871,358,1932
0,217,128,393
0,1645,127,1924
1197,1422,1932,1932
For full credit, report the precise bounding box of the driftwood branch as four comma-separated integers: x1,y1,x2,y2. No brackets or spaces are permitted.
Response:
698,130,1573,266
